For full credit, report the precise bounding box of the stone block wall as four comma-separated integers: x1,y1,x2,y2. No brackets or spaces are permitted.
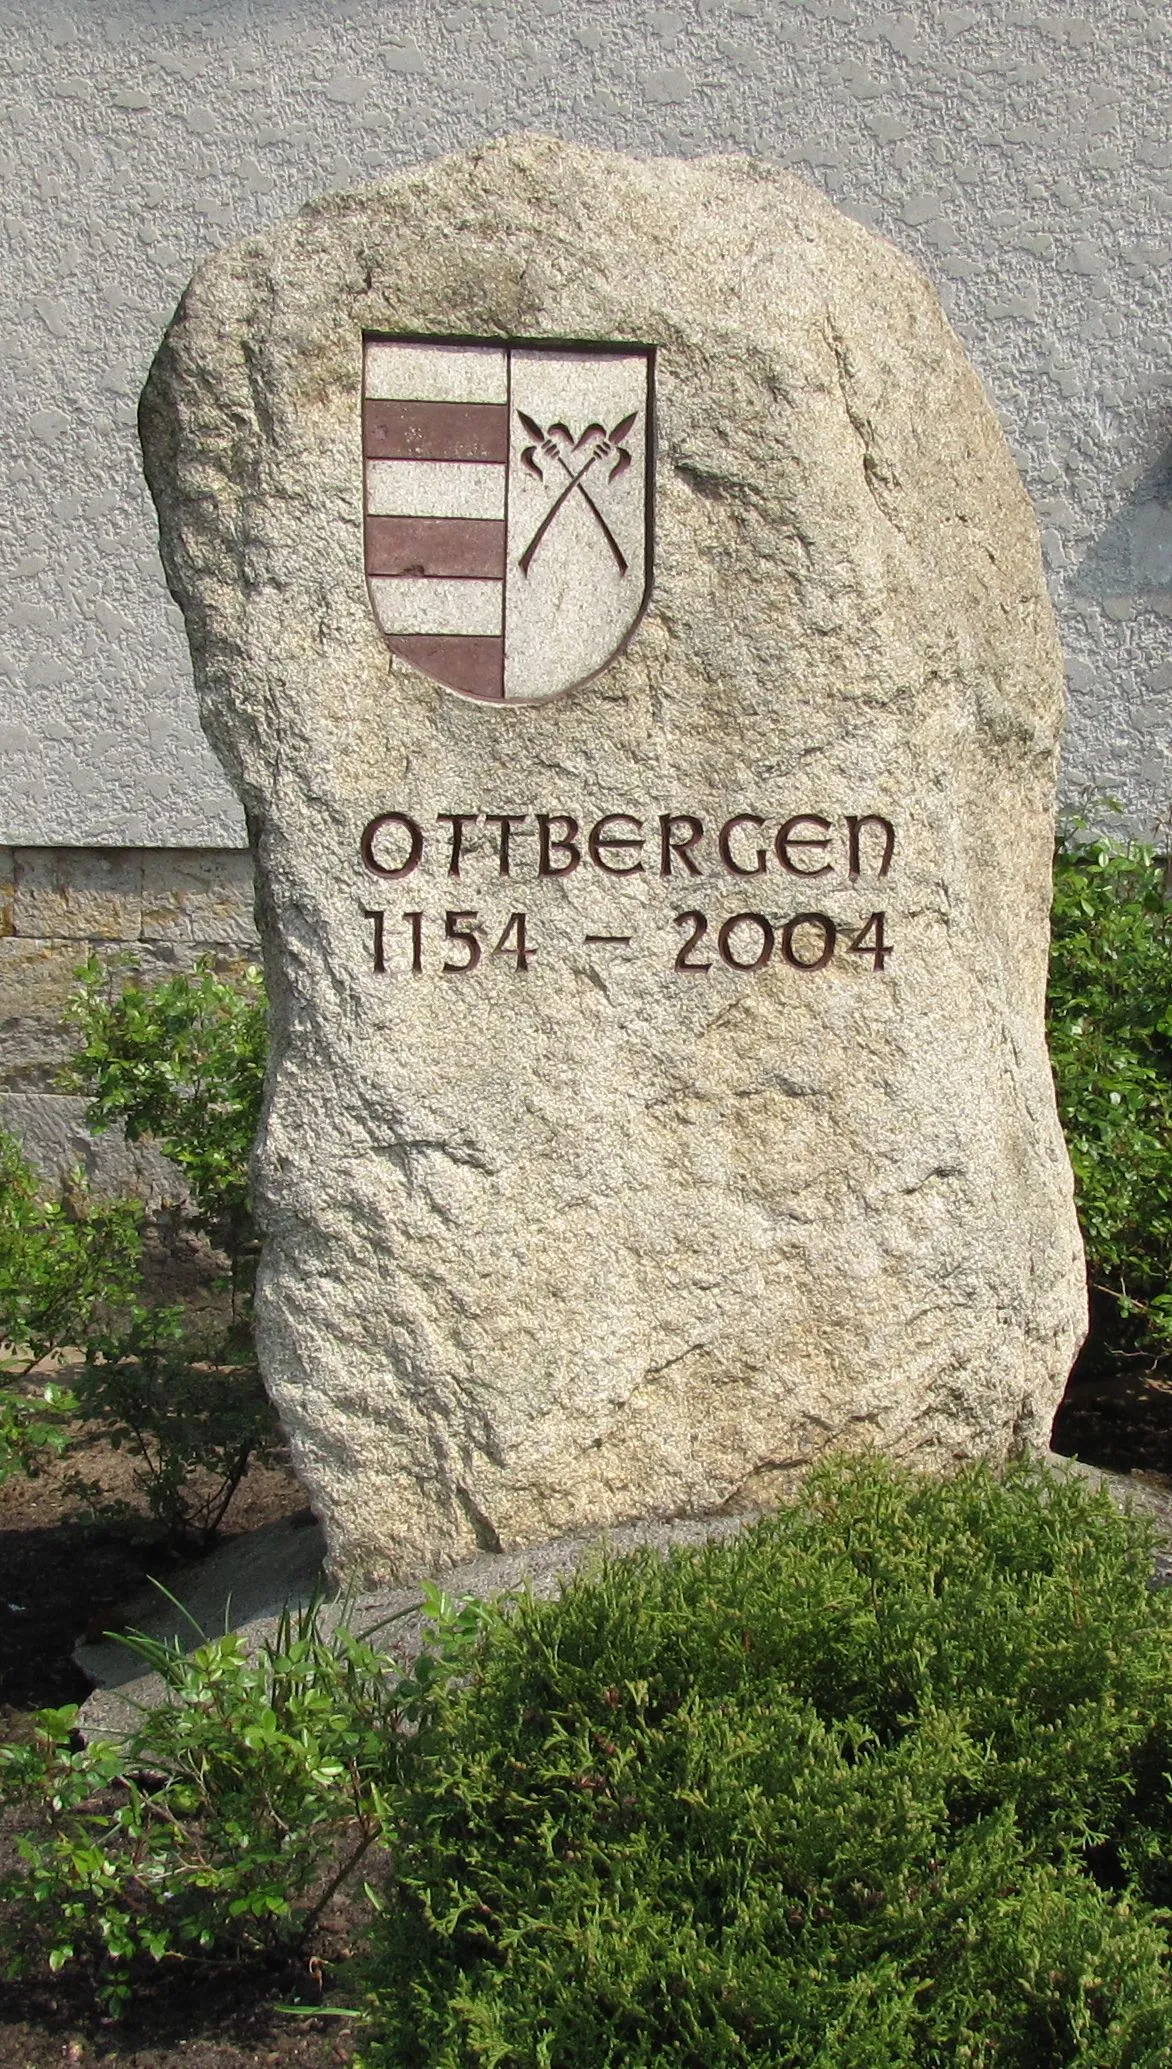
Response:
0,847,258,1194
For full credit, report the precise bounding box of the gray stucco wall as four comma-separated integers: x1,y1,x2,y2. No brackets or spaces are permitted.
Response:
1,0,1168,849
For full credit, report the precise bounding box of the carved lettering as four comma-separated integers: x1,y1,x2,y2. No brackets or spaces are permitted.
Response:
848,911,892,969
360,808,899,883
484,812,528,877
538,814,581,877
437,812,478,877
781,913,836,971
361,812,424,879
718,814,768,877
493,911,533,970
660,814,704,877
362,907,386,973
775,815,832,877
718,912,775,969
402,909,424,974
442,910,482,974
673,909,712,972
846,814,896,879
354,805,900,984
588,813,645,875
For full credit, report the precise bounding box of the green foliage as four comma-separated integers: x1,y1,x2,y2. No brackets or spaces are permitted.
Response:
67,1303,278,1547
0,945,272,1536
357,1458,1172,2068
65,953,267,1265
0,1585,493,2016
1047,818,1172,1360
49,955,276,1545
0,1378,77,1486
0,1108,275,1543
0,1123,141,1486
0,1125,143,1375
9,1461,1172,2054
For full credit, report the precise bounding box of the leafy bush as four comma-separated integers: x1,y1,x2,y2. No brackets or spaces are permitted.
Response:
59,954,276,1544
0,1126,143,1377
1048,818,1172,1364
65,953,267,1299
67,1304,277,1547
0,1124,142,1486
358,1458,1172,2068
8,1460,1172,2053
0,1377,77,1486
0,1587,491,2016
0,955,274,1540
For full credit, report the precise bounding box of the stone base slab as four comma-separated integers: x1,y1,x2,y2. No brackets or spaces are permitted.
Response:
74,1453,1172,1744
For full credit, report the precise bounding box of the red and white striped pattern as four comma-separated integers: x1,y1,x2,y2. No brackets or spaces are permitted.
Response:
364,338,652,706
363,341,508,701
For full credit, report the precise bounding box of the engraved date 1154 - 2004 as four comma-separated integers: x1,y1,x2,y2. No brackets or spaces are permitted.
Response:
360,905,891,977
357,805,896,981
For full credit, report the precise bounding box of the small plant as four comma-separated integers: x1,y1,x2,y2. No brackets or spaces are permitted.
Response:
65,954,267,1307
0,1585,494,2016
25,953,280,1546
0,1377,77,1486
1047,814,1172,1366
357,1458,1172,2067
0,951,273,1538
67,1304,278,1548
0,1104,277,1544
0,1126,143,1377
0,1124,142,1487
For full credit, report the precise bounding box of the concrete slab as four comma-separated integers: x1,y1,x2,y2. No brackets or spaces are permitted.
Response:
74,1453,1172,1743
76,1507,767,1739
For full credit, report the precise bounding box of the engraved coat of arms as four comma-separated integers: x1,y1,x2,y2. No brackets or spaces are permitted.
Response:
362,338,653,704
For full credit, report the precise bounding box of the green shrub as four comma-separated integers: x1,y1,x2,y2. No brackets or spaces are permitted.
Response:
8,1460,1172,2052
1047,819,1172,1363
0,954,274,1538
65,953,267,1299
0,1377,77,1486
0,1586,492,2016
0,1126,143,1376
0,1124,142,1486
67,1303,278,1547
0,1110,276,1545
53,955,277,1545
357,1458,1172,2068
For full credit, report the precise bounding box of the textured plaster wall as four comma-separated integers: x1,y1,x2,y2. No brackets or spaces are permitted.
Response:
0,0,1168,848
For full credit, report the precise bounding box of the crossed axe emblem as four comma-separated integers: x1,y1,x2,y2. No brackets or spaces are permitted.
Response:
516,410,638,577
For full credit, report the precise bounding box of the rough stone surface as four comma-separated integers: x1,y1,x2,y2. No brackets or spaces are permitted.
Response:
140,137,1087,1583
140,848,257,943
0,1091,178,1198
12,847,144,942
0,936,79,1019
0,850,15,942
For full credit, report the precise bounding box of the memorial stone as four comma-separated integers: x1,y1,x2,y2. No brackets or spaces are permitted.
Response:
140,137,1087,1579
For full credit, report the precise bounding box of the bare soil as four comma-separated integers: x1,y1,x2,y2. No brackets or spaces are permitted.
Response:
0,1932,364,2069
1052,1363,1172,1482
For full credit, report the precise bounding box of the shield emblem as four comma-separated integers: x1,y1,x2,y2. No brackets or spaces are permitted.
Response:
362,337,653,705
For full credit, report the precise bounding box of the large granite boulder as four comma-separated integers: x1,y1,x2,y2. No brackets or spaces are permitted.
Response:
139,136,1086,1580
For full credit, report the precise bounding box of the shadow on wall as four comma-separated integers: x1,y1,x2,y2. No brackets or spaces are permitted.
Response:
1072,445,1172,602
